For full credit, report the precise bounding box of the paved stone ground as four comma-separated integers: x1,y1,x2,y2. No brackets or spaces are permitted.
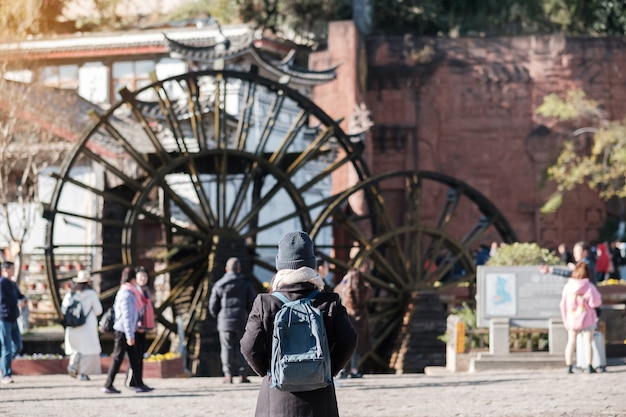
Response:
1,361,625,417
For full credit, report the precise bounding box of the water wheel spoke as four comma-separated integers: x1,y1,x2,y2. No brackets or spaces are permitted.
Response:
118,87,172,165
420,234,449,284
99,120,156,176
460,215,493,248
212,74,225,149
225,156,264,228
233,78,257,151
253,91,287,155
149,327,174,352
80,147,144,191
435,187,462,230
368,309,404,344
359,351,387,369
155,264,207,316
154,253,207,282
157,175,213,232
233,170,308,232
285,125,335,176
51,210,124,227
151,83,191,154
239,206,306,238
177,76,208,151
240,193,337,239
298,152,354,194
268,109,309,164
364,249,407,287
179,167,216,227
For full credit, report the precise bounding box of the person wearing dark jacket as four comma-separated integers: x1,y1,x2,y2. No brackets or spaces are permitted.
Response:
0,261,20,384
209,257,256,384
241,231,358,417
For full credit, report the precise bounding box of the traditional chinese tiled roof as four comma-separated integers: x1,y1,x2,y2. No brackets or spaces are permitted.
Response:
165,34,338,86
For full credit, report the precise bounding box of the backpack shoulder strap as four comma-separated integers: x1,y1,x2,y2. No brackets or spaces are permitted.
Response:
305,290,320,300
272,290,320,305
271,292,290,304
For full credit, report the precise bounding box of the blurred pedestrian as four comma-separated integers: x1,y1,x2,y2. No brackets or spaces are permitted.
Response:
335,264,372,379
541,241,597,283
209,257,256,384
103,266,153,394
241,231,357,417
61,270,103,381
609,241,622,280
595,242,610,282
557,243,575,265
125,266,155,388
0,261,20,384
316,256,333,291
8,272,27,350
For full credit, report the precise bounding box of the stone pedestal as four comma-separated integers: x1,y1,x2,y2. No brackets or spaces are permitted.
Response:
548,317,567,355
489,318,510,355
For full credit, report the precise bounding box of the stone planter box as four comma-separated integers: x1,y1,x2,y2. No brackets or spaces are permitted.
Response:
143,356,186,378
14,356,185,378
13,358,69,375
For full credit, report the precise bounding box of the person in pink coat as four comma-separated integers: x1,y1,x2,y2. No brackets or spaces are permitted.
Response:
560,262,602,374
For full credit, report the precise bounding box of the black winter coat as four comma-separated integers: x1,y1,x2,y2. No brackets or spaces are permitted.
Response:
0,277,19,322
209,272,256,332
240,282,358,417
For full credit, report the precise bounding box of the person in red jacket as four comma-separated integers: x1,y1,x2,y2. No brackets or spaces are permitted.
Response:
594,242,610,282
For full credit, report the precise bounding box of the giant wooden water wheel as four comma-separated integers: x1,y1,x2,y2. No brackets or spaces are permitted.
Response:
43,69,516,374
310,170,517,371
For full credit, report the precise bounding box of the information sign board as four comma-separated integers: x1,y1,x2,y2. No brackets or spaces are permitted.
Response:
476,266,566,328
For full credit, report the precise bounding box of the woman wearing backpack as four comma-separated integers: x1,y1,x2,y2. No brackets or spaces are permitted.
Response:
241,231,357,417
560,261,602,374
61,270,103,381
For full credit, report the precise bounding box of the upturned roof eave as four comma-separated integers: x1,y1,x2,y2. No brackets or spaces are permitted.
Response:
166,36,337,86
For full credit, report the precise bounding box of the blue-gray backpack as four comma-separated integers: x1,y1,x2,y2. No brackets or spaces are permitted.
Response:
270,290,332,392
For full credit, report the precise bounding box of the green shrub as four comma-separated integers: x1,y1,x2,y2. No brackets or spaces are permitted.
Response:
486,242,560,266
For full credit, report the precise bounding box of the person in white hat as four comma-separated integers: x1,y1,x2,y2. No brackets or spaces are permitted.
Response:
61,270,103,381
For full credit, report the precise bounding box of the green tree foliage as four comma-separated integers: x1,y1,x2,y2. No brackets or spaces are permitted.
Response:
369,0,626,36
236,0,351,46
3,1,624,44
536,89,626,212
232,0,626,46
486,243,560,266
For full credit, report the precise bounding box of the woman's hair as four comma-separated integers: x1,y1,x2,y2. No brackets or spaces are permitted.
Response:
135,266,147,274
571,261,590,279
120,266,137,284
341,269,371,314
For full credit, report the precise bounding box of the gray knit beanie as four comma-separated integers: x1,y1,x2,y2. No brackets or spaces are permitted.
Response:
275,231,317,271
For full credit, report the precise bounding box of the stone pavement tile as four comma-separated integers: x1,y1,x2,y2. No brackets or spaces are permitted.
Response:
1,364,625,417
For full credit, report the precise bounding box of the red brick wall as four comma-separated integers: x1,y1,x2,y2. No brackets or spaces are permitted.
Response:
311,21,623,249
